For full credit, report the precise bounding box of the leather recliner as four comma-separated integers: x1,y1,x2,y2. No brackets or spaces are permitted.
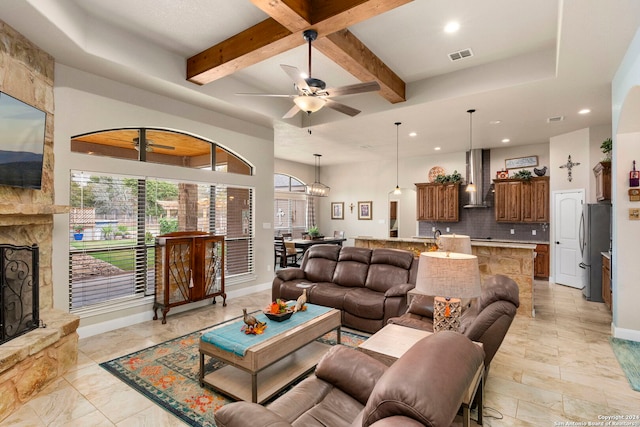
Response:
387,274,519,372
214,331,484,427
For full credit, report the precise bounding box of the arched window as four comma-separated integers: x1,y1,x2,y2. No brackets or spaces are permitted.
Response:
71,128,252,175
68,128,254,311
274,173,310,238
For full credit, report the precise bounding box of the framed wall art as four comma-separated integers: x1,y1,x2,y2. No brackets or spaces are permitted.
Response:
331,202,344,220
358,201,372,220
505,155,538,170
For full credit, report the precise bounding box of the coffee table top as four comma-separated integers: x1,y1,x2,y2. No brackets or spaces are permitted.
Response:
201,304,335,357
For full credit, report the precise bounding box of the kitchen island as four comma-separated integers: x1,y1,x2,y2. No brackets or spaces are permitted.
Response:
354,236,538,317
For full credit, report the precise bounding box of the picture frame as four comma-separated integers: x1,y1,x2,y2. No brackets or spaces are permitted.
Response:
505,155,538,170
331,202,344,220
358,201,373,220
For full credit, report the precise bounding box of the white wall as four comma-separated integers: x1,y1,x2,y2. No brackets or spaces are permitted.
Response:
612,26,640,341
490,142,550,178
53,65,275,331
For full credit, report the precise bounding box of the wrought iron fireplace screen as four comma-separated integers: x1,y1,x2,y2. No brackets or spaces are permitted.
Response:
1,244,39,345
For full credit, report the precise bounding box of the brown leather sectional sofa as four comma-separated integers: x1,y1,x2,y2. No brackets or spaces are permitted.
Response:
214,330,484,427
272,245,418,333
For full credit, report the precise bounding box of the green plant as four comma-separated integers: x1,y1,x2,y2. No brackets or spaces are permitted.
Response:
73,224,85,233
101,224,115,240
307,226,320,237
116,224,129,237
513,169,533,180
601,137,612,154
159,217,179,235
145,231,155,244
433,170,462,183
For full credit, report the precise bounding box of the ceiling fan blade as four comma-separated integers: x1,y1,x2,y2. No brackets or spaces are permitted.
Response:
324,99,361,117
235,93,293,97
281,64,310,92
323,81,381,97
282,104,301,119
148,143,175,150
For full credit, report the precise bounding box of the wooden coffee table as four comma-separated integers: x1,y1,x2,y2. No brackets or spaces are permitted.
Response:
199,307,341,404
358,324,484,427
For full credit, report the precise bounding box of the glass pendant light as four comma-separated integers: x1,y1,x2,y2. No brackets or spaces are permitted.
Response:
466,109,477,193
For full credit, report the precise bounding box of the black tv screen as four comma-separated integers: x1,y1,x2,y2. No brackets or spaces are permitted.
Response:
0,91,47,190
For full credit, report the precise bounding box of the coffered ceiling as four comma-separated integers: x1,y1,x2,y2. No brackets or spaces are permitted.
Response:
2,0,640,166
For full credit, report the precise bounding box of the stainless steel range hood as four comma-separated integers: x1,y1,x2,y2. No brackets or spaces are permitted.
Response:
463,148,489,208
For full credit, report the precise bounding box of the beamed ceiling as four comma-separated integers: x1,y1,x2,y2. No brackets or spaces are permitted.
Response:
2,0,640,166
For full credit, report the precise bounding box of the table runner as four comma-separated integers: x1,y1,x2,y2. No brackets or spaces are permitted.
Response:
201,303,333,357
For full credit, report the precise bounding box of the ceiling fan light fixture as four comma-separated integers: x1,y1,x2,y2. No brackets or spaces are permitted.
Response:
294,96,326,114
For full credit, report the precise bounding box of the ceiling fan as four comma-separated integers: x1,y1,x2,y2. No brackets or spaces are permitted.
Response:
131,137,175,152
237,29,381,118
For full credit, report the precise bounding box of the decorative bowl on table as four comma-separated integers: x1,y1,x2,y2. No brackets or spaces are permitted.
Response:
263,309,294,322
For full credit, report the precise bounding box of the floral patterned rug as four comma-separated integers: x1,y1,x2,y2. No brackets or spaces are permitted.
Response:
100,319,368,426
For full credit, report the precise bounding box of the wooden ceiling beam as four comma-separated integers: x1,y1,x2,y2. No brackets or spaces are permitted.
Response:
187,0,411,104
314,29,405,103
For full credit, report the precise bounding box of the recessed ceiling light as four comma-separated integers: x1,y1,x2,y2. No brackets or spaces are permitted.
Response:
409,132,417,137
434,147,441,151
502,139,510,143
489,120,502,125
578,108,591,115
444,21,460,33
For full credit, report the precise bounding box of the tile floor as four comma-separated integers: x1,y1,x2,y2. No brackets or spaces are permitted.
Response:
2,281,638,426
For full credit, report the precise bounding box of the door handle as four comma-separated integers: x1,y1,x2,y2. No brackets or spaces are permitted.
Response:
555,241,560,244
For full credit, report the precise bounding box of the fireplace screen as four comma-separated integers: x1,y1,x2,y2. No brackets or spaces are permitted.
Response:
1,244,39,345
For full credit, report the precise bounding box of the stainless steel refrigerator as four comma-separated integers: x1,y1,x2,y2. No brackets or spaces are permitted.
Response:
579,203,611,302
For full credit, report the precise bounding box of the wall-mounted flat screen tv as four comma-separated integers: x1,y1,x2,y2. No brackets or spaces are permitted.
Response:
0,91,47,190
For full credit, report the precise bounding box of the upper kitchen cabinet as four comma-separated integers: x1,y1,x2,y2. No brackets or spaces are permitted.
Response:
415,182,459,222
593,161,611,201
494,177,549,223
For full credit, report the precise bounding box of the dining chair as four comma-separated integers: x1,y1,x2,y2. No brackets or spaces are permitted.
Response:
274,236,298,268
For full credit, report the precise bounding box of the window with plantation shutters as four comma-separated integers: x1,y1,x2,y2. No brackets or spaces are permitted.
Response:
274,173,309,238
69,172,254,311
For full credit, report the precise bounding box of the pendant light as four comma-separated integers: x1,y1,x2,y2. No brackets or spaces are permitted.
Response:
305,154,330,197
466,109,477,193
393,122,402,195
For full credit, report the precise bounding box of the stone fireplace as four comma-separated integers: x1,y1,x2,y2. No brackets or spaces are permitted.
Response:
0,20,79,422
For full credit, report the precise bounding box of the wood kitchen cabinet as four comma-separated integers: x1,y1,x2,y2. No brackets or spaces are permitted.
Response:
415,182,459,222
154,231,226,323
534,244,550,279
594,161,611,201
602,254,611,311
494,177,549,223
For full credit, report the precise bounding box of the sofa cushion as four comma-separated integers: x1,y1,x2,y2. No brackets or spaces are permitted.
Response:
407,294,434,318
309,282,351,309
343,288,385,320
331,247,371,287
365,249,414,293
266,376,333,423
361,331,484,427
478,274,520,310
301,245,341,283
315,344,388,405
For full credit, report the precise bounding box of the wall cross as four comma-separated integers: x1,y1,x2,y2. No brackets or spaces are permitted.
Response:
559,155,581,182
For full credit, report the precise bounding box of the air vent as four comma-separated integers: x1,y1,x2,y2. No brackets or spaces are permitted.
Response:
448,48,474,61
547,116,565,123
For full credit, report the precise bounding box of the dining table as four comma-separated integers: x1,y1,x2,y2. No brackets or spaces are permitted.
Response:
275,237,347,261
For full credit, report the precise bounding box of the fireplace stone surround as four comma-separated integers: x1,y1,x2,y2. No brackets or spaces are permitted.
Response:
0,20,80,422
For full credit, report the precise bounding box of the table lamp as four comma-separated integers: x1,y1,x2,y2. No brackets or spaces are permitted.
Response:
438,234,472,255
415,251,481,332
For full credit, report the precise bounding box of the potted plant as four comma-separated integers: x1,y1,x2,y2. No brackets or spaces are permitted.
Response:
307,226,321,239
601,137,612,161
73,225,85,241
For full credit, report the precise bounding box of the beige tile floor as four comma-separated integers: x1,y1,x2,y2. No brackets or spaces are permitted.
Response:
3,281,638,426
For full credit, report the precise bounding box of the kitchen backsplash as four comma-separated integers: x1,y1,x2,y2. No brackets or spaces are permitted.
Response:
418,206,550,242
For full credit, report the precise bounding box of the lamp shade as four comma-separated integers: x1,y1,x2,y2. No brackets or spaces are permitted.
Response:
294,96,326,113
415,252,481,299
438,234,472,255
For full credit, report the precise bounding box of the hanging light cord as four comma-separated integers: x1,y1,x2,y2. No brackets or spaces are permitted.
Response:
395,122,401,188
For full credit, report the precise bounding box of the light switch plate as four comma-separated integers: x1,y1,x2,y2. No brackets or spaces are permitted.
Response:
532,230,537,236
510,229,515,234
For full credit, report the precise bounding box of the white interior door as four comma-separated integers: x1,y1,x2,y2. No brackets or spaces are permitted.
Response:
553,190,584,288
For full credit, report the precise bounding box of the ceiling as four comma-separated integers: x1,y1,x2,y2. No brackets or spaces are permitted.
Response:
2,0,640,166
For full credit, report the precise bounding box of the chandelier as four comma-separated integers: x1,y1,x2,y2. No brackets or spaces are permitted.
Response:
305,154,330,197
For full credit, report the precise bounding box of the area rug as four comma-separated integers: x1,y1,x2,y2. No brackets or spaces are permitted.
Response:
610,337,640,392
100,318,368,426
